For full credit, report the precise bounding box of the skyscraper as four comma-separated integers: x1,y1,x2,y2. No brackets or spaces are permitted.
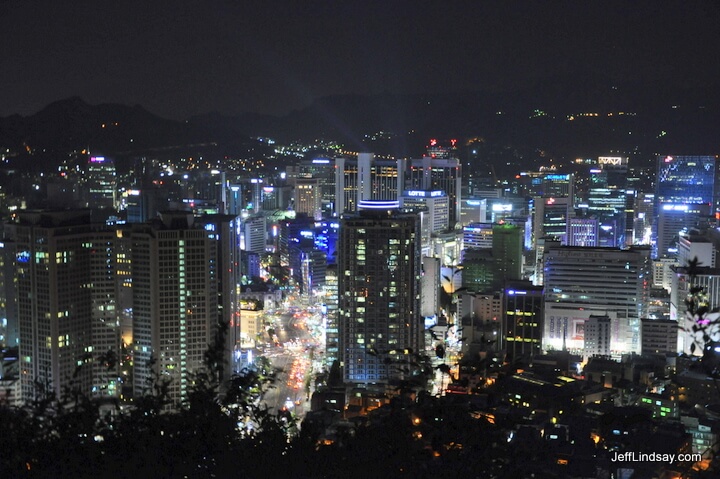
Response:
334,154,406,215
338,204,422,385
12,210,120,401
654,155,716,257
655,155,716,206
502,281,543,361
408,156,462,228
131,212,219,404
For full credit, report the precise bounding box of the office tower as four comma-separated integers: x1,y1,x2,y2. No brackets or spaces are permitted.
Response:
502,281,543,361
583,315,612,359
587,185,627,247
656,203,712,258
655,155,716,257
461,248,494,293
543,246,651,355
227,184,243,215
294,178,322,220
519,171,574,199
400,190,450,233
297,157,337,216
641,319,678,355
533,196,571,246
85,156,117,209
124,188,171,223
338,204,422,385
259,185,292,211
400,190,450,251
566,218,599,247
242,215,266,255
334,154,405,215
299,248,327,294
463,222,493,249
677,230,716,268
597,157,629,188
12,210,120,401
460,198,488,226
313,220,340,265
131,212,219,404
632,192,655,245
281,215,315,290
408,156,462,228
655,155,716,206
492,223,523,287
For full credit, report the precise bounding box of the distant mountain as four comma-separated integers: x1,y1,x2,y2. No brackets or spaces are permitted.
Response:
2,75,719,174
0,97,263,172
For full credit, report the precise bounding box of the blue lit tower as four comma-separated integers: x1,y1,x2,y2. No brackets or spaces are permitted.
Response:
338,201,422,385
654,155,716,257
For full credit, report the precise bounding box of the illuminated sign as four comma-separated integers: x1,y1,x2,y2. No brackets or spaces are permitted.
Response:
466,200,483,206
662,204,688,211
358,200,399,209
312,159,330,164
544,174,570,181
598,156,626,166
90,156,105,163
406,190,444,198
263,187,274,193
492,204,512,212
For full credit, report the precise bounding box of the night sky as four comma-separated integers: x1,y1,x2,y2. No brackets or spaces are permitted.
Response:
2,1,719,120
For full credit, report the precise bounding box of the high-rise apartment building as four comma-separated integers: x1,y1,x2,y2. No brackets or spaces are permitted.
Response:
130,212,219,404
338,205,422,385
12,210,120,401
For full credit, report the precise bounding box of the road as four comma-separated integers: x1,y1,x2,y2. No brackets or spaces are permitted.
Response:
261,311,313,418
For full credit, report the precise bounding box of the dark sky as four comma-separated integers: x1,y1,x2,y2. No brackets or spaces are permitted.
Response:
2,1,720,120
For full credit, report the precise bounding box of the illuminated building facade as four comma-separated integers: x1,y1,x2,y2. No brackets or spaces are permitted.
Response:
543,246,651,355
334,154,406,215
85,156,117,209
502,281,543,361
12,210,120,401
131,212,219,404
408,156,462,228
338,205,422,385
